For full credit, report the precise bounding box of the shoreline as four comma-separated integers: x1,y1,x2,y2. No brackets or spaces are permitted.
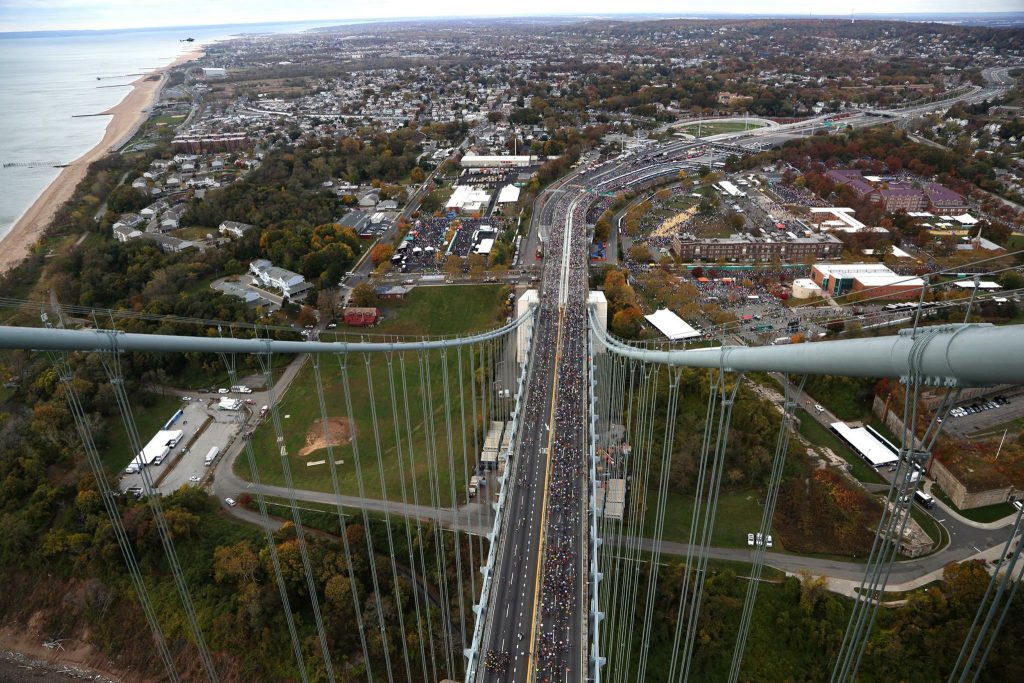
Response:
0,47,205,276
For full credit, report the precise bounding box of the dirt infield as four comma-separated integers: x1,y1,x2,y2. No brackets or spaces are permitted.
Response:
297,418,353,457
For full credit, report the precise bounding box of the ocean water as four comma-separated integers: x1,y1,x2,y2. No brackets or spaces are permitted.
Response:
0,21,332,246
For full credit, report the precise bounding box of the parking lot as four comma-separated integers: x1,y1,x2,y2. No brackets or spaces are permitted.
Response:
119,399,250,495
944,391,1024,438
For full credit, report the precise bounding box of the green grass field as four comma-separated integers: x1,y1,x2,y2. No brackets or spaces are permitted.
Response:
237,285,509,506
675,120,768,137
100,392,184,472
931,485,1018,523
641,489,766,549
373,284,506,336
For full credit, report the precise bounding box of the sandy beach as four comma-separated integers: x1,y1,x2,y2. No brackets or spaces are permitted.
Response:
0,47,204,275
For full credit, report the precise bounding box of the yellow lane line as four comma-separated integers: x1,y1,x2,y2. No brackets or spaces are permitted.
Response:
526,304,566,683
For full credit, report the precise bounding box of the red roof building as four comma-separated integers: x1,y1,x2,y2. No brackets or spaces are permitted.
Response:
343,307,380,327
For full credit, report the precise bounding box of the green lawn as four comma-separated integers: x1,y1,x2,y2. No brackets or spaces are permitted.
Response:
641,488,766,549
931,485,1018,523
909,506,946,550
795,408,886,484
237,284,509,506
150,114,186,126
372,284,506,337
675,120,768,137
969,416,1024,440
99,392,184,473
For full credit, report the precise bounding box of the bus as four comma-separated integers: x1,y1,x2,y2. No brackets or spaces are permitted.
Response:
913,490,936,509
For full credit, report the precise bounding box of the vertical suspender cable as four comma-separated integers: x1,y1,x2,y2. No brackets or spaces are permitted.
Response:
307,354,374,682
440,348,469,674
217,350,309,682
680,373,743,683
46,349,180,683
667,370,721,683
99,344,219,683
635,369,683,680
418,348,455,678
336,355,396,683
255,353,337,683
399,353,440,682
727,374,807,682
384,354,431,682
360,352,413,683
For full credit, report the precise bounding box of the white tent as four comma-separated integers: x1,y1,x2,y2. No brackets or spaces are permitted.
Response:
497,185,521,203
644,309,701,341
830,422,899,468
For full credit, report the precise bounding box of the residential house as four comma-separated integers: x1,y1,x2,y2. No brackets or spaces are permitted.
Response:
249,259,313,299
219,221,255,238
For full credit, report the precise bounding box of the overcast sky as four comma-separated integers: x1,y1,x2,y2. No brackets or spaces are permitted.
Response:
1,0,1021,33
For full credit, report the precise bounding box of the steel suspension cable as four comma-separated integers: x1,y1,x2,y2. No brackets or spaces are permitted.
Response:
679,373,743,683
601,356,637,683
398,353,440,683
44,346,180,683
418,348,455,679
636,369,683,681
336,354,396,683
456,346,478,610
216,350,310,682
948,503,1024,683
360,352,413,683
99,344,219,683
667,370,723,683
255,352,337,683
615,362,660,683
307,353,374,682
439,348,469,679
727,374,807,682
383,353,431,683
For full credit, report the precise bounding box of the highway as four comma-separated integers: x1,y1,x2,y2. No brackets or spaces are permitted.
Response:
202,62,1022,683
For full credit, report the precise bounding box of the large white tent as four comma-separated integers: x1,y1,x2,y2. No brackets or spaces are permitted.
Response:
830,422,899,468
644,309,701,341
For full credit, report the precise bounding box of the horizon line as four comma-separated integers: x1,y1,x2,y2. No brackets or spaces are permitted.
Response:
3,10,1024,37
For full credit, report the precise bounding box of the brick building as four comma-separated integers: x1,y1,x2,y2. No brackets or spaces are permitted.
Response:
671,231,842,263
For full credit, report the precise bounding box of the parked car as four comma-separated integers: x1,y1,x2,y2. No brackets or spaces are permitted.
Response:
747,533,755,547
218,388,230,394
224,497,237,507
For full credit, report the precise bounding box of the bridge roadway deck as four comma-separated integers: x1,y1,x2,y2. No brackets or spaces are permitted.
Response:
479,175,592,682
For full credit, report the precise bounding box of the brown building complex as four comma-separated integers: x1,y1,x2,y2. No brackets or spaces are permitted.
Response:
671,231,842,263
